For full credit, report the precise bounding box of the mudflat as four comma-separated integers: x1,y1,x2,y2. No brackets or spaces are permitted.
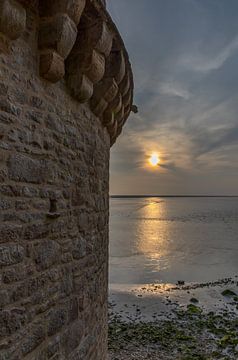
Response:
109,277,238,359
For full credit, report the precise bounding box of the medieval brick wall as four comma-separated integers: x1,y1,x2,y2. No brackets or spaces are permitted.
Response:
0,1,133,359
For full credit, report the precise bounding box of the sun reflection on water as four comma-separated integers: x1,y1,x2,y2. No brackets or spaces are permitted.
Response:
136,200,171,271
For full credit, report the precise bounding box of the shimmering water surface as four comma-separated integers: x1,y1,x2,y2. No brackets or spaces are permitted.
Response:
109,197,238,285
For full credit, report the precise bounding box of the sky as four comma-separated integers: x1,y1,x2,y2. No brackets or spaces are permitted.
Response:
108,0,238,195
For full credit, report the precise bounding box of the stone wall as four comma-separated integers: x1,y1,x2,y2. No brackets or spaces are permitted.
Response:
0,1,133,359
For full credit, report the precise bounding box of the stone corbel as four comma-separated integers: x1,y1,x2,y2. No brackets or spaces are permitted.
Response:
40,0,86,25
66,18,113,102
90,77,118,118
96,45,128,142
39,0,86,82
0,0,26,52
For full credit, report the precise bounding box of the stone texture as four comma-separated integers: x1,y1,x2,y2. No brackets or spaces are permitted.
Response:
40,0,86,25
40,50,65,82
0,244,25,266
76,50,105,83
0,1,132,359
33,240,61,271
0,0,26,41
39,14,77,59
8,153,56,184
67,72,94,103
77,20,112,57
105,50,126,84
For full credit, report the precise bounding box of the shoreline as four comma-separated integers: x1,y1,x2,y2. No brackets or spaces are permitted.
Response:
109,277,238,359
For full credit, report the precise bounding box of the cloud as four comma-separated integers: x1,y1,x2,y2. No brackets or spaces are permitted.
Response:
179,34,238,73
159,81,191,100
108,0,238,195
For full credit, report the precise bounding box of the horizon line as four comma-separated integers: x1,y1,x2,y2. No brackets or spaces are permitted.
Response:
110,194,238,198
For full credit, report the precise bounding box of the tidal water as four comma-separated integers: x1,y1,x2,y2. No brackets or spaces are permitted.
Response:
109,197,238,286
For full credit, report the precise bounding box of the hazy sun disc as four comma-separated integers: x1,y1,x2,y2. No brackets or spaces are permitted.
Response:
149,153,160,167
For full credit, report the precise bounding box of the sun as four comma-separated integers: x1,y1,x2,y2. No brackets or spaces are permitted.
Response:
149,153,160,167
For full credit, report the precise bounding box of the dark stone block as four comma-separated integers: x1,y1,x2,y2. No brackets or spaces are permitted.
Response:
47,307,67,336
8,154,56,184
33,240,60,271
21,323,45,356
0,243,25,266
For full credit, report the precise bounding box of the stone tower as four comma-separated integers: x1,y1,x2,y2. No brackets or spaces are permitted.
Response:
0,0,133,359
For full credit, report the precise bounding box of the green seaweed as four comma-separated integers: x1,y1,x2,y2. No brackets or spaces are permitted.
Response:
186,304,202,314
221,289,237,297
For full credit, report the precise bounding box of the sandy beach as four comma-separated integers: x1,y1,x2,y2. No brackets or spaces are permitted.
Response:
109,277,238,359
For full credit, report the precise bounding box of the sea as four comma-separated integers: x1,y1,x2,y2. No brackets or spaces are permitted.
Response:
109,196,238,286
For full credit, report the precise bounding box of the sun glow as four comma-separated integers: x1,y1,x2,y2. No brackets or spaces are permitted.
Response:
149,153,160,167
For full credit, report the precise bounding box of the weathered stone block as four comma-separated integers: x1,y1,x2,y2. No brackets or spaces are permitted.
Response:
0,199,12,210
0,98,21,117
68,297,78,322
2,264,27,283
0,308,26,337
40,50,65,82
47,307,67,336
0,82,8,96
21,322,46,356
0,223,22,243
67,73,93,102
8,153,56,184
119,73,130,96
78,20,112,57
108,119,117,139
105,50,126,84
0,0,26,40
103,110,113,126
39,14,77,59
72,237,86,260
90,97,108,117
61,320,83,355
77,212,92,232
40,0,86,25
74,50,105,83
115,105,125,127
0,289,10,307
123,89,132,108
124,104,131,119
0,244,25,267
0,32,10,53
33,240,61,271
93,78,118,103
105,93,122,114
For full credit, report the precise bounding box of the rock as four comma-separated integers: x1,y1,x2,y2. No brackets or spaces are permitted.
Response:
221,289,237,297
190,298,199,304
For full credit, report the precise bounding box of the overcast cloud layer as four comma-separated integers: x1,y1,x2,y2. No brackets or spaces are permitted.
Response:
108,0,238,195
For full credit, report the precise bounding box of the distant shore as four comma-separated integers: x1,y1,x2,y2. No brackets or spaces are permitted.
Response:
109,277,238,359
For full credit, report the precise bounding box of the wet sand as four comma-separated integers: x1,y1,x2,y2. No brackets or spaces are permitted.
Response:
109,277,238,359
